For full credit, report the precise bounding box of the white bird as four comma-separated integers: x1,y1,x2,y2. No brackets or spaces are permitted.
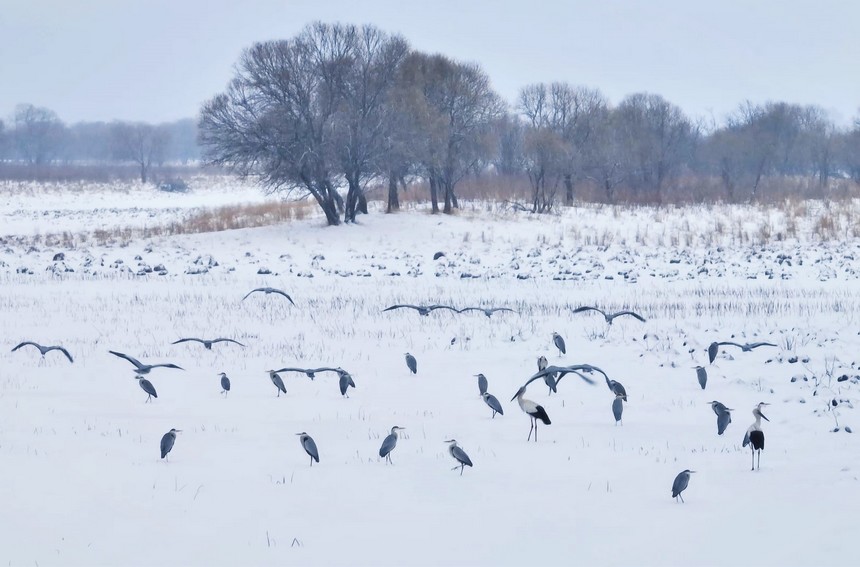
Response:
511,386,551,442
742,402,769,471
444,439,473,475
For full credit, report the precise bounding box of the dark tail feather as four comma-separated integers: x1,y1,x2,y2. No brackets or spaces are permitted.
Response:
534,405,551,425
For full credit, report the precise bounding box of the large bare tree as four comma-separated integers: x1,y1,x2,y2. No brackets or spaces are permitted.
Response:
13,104,67,165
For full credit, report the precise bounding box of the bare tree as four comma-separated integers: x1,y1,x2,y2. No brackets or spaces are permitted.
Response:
12,104,67,165
111,122,170,183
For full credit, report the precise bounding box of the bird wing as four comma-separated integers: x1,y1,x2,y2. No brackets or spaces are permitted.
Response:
53,346,74,363
451,445,472,467
717,341,744,349
303,437,319,461
573,306,605,316
271,289,295,305
109,350,144,369
488,307,515,314
383,304,416,312
427,305,459,313
11,341,40,352
275,367,310,374
486,394,503,414
559,364,606,383
212,338,246,347
613,310,646,322
172,338,203,345
747,342,777,349
379,434,397,457
307,367,342,374
150,363,184,370
242,288,265,300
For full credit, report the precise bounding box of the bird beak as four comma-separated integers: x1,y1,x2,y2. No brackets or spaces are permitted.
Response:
689,470,696,474
175,430,183,433
760,413,770,422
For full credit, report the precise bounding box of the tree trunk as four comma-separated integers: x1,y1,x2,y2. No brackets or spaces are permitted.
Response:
443,178,452,214
429,175,439,213
357,192,368,214
308,181,341,226
344,175,359,223
563,174,574,205
386,174,400,213
139,162,147,184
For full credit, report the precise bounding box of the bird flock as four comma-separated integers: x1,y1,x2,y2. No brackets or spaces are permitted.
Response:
9,293,779,500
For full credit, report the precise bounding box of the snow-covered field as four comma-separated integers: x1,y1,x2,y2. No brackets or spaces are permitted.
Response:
1,181,859,566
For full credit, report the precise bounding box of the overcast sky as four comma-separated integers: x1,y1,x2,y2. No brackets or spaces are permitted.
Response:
2,0,857,126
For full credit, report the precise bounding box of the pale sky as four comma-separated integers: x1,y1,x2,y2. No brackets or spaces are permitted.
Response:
1,0,857,125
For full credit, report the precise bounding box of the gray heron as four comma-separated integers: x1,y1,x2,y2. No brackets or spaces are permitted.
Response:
475,373,489,396
671,469,695,502
695,366,708,390
303,367,355,397
572,306,646,324
444,439,473,475
612,394,624,425
379,426,405,464
458,307,517,317
511,386,551,442
710,401,733,435
538,356,557,394
383,304,459,316
172,337,246,350
405,353,417,374
242,287,295,305
742,402,769,471
136,375,158,402
109,350,184,375
708,341,777,364
160,428,181,460
11,341,74,363
297,432,319,466
267,370,287,396
521,364,601,391
552,332,566,356
481,392,504,418
219,372,231,396
605,376,627,401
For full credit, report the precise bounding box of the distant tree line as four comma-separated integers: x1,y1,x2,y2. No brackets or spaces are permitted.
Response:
199,22,860,225
0,104,200,182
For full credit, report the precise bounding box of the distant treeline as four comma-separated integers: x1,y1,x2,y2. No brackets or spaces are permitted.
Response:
3,21,859,222
0,106,200,183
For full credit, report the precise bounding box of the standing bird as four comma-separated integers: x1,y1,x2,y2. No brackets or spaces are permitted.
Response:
605,376,627,401
160,428,181,460
538,355,557,394
481,392,504,418
475,373,489,396
405,353,417,374
172,337,246,350
136,375,158,403
219,372,231,396
109,350,183,375
671,469,695,503
338,369,356,398
444,439,473,476
511,386,551,442
11,341,74,363
297,432,319,466
552,332,566,356
695,366,708,390
267,370,287,397
743,402,770,471
379,426,405,464
708,341,777,364
612,394,624,425
710,401,733,435
572,306,647,325
242,287,295,305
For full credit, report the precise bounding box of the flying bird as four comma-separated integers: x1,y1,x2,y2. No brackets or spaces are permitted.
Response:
445,439,473,476
383,304,458,316
671,469,695,503
379,426,405,464
297,432,319,466
458,307,517,317
160,428,181,460
11,341,74,363
109,350,183,375
136,375,158,403
273,367,318,380
572,306,646,324
743,402,769,471
219,372,231,396
708,341,777,363
552,332,566,356
242,287,295,304
172,337,246,350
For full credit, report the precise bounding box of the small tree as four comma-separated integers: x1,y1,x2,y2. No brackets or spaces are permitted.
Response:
111,122,169,183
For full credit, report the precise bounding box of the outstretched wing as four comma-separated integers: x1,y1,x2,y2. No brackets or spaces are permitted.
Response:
557,364,606,384
573,306,605,317
275,367,311,374
172,338,203,345
747,342,777,349
109,350,144,369
270,289,295,305
383,304,418,312
52,346,74,363
242,288,265,301
150,363,184,371
212,338,246,347
427,305,459,313
717,341,744,349
11,341,39,352
457,307,483,314
613,310,646,323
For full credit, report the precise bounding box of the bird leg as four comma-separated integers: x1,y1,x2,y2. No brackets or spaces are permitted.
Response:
310,457,314,467
527,418,534,441
751,448,755,471
680,493,684,503
460,464,464,476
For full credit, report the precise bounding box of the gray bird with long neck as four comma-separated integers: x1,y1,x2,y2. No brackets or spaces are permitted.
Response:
379,426,405,464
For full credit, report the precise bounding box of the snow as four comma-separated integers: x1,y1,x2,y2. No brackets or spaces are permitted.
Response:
1,182,859,566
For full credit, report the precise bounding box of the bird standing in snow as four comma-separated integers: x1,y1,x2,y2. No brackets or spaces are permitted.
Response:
405,353,417,374
160,428,181,460
552,332,566,356
445,439,473,476
379,426,405,464
743,402,769,471
219,372,231,396
511,386,551,441
671,469,695,502
297,432,319,466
